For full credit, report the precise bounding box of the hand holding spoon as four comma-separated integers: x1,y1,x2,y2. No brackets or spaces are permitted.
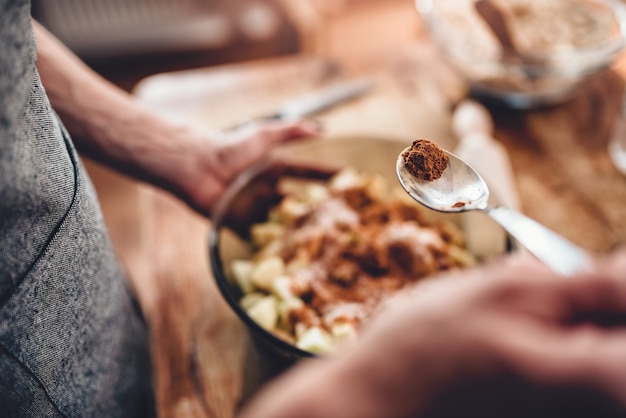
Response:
396,146,594,276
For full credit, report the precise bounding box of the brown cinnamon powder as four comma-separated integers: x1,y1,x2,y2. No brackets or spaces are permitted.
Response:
402,138,449,181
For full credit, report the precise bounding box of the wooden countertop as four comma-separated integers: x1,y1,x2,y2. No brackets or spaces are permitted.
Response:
89,36,626,418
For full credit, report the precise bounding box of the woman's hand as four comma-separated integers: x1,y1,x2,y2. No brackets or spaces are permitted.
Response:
239,252,626,418
170,119,326,217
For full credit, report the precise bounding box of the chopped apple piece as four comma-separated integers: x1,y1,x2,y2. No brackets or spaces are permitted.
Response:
295,326,334,354
250,256,285,290
230,260,254,294
246,296,278,330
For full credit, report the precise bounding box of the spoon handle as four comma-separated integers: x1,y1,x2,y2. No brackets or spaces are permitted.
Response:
485,206,594,276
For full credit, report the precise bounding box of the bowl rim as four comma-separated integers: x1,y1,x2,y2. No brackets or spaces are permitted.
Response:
209,158,314,359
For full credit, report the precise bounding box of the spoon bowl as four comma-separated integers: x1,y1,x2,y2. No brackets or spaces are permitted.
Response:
396,146,594,276
397,149,489,212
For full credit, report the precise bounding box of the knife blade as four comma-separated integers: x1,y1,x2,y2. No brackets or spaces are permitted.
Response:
275,77,376,120
229,77,375,130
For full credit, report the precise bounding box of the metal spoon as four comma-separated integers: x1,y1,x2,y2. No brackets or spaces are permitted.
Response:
396,147,594,276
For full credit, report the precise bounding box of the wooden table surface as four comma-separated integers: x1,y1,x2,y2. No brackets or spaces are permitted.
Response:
90,30,626,418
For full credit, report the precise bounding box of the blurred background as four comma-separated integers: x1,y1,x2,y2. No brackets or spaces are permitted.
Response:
32,0,418,90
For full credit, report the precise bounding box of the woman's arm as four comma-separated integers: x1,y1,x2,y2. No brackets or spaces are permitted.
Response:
33,20,320,215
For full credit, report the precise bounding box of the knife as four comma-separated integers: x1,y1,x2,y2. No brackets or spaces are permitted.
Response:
229,77,376,130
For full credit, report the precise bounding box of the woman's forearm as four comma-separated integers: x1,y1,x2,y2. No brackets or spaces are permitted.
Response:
32,20,321,215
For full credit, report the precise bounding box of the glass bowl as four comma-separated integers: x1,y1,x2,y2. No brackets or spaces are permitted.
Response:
416,0,626,108
209,136,513,368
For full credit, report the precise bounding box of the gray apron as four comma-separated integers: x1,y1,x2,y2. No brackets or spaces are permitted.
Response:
0,0,156,416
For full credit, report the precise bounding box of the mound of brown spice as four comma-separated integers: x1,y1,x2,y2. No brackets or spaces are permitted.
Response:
402,138,449,181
